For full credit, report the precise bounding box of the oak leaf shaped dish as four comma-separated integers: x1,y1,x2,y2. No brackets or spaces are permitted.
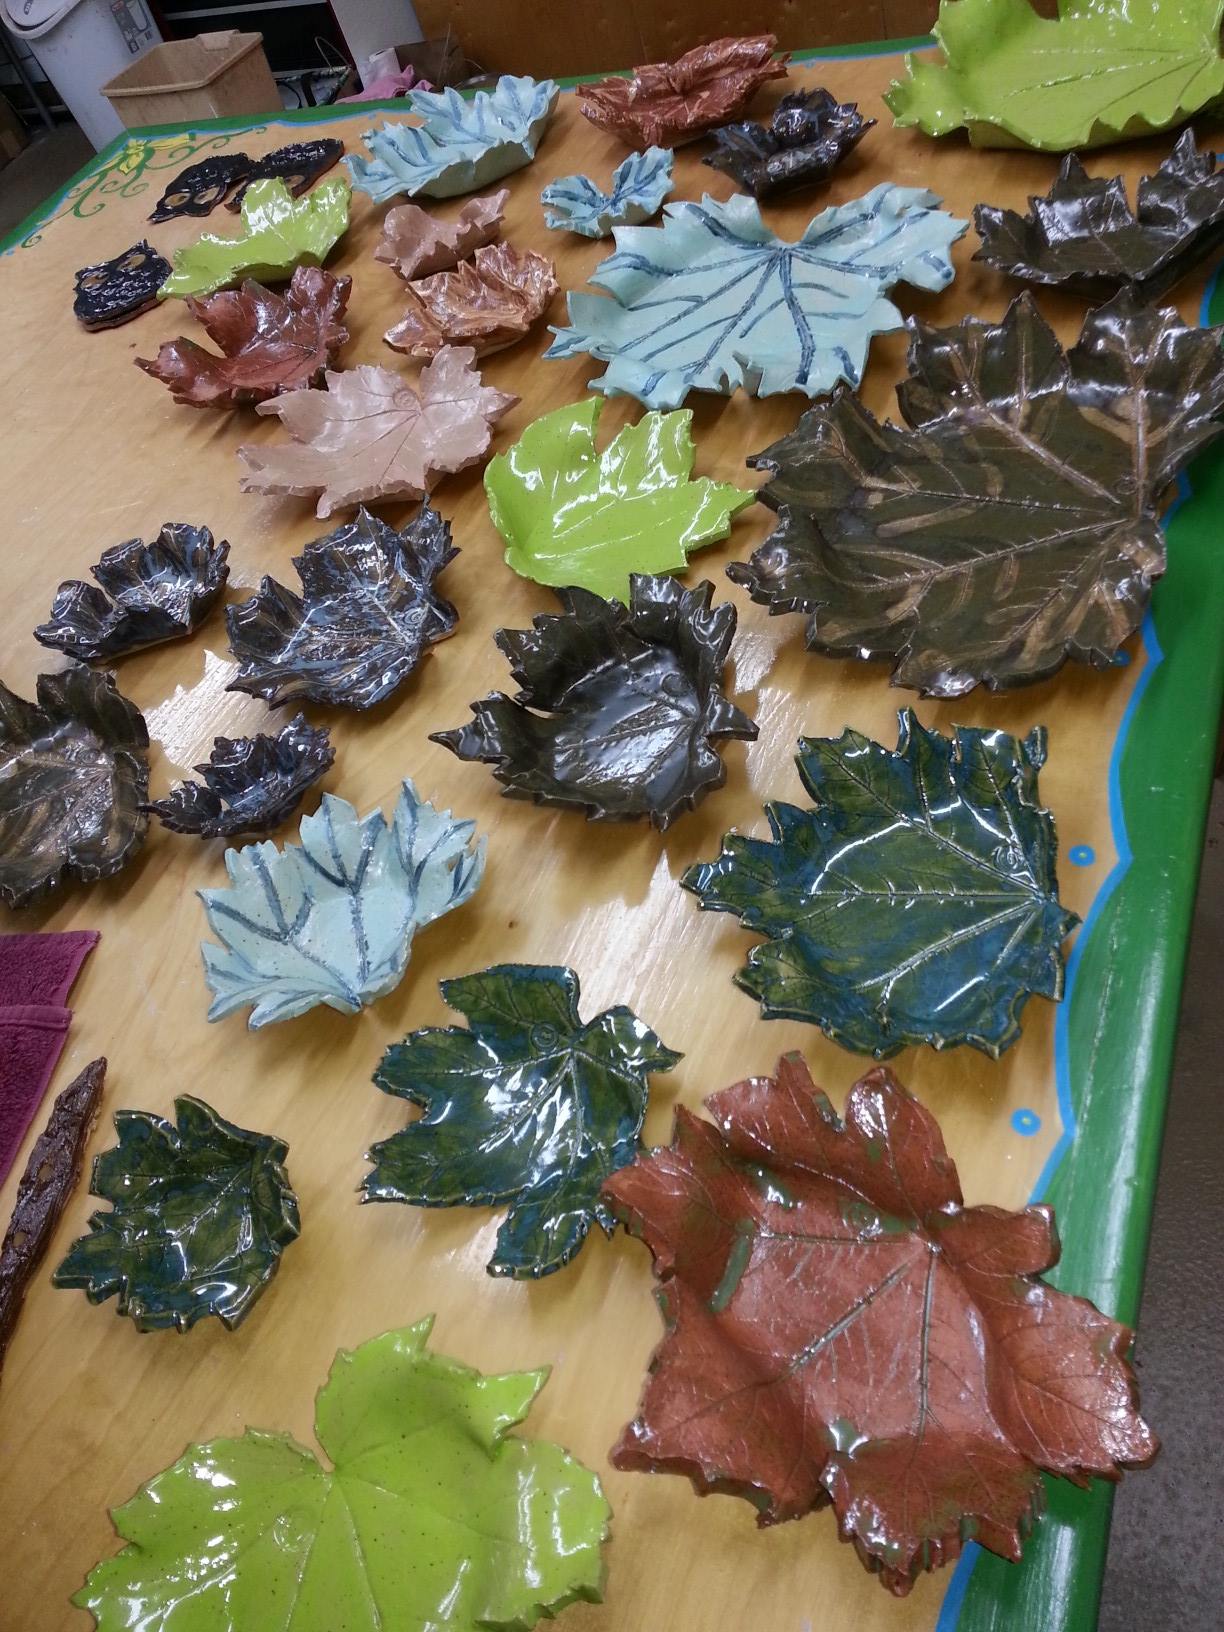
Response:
0,667,149,909
237,348,517,519
542,148,674,238
136,266,351,407
885,0,1224,151
225,506,457,709
683,710,1077,1057
973,130,1224,301
347,75,560,202
74,241,171,330
34,523,229,662
75,1318,610,1630
375,189,508,278
434,577,757,827
578,34,789,149
224,138,344,211
199,781,485,1028
53,1096,299,1332
703,88,875,199
158,176,350,301
144,715,334,838
486,398,753,600
384,242,557,359
365,964,681,1278
731,292,1224,696
603,1052,1157,1594
546,186,967,410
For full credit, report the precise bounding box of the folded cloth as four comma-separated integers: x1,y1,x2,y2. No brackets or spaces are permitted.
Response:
338,69,432,103
0,931,99,1008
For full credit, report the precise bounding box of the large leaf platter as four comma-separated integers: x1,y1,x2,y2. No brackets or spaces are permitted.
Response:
541,148,673,238
347,75,559,203
199,781,485,1028
546,186,967,410
158,177,350,301
886,0,1224,151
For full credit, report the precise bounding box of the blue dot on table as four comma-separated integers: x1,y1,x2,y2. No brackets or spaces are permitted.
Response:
1011,1108,1041,1137
1068,845,1095,866
1112,650,1132,667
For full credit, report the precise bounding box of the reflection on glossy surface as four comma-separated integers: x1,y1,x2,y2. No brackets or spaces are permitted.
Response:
148,153,253,222
384,242,558,360
145,714,334,839
73,241,170,330
683,711,1078,1057
605,1054,1157,1595
578,35,789,149
76,1319,609,1630
366,964,681,1278
435,577,757,828
703,89,875,199
375,189,508,280
53,1095,299,1332
542,148,674,237
157,177,350,301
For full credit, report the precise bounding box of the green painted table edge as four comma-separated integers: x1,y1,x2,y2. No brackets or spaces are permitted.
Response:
2,37,1220,1632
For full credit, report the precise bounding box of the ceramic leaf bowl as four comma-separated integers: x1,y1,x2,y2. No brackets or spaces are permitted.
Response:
199,781,485,1028
225,139,344,210
0,667,149,908
541,148,673,238
578,35,789,148
225,505,457,710
149,154,255,221
158,177,350,301
347,76,559,203
74,242,170,330
383,243,557,360
374,190,508,279
433,576,757,828
34,524,230,662
144,715,334,839
703,88,875,198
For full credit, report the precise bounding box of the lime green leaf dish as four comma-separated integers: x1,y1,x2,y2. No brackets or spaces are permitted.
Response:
75,1317,610,1632
158,177,350,301
886,0,1224,151
486,398,753,601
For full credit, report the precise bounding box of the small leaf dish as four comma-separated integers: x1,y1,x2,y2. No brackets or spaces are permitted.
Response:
144,715,334,839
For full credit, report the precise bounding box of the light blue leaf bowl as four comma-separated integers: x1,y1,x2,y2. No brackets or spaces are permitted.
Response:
541,147,674,238
346,75,560,203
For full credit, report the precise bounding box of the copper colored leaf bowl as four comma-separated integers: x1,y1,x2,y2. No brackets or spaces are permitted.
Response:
374,190,508,280
383,243,557,360
578,34,789,149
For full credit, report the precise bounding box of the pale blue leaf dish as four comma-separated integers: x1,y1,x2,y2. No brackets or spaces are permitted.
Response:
546,184,968,410
541,148,674,238
198,781,486,1028
346,75,560,203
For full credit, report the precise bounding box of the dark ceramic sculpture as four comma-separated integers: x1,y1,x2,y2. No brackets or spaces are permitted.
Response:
73,241,171,330
148,153,254,222
34,524,229,662
145,715,334,838
226,139,345,210
433,576,757,828
703,89,875,197
225,506,457,709
0,667,149,908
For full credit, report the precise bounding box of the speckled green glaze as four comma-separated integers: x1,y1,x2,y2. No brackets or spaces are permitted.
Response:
158,176,349,300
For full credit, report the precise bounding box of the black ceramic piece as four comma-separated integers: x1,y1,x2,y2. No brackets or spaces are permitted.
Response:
432,575,757,828
73,241,171,330
144,715,334,838
226,140,345,210
147,154,254,222
702,89,875,198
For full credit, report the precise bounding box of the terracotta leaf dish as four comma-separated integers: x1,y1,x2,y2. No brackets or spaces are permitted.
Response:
199,781,485,1028
76,1319,610,1630
703,88,875,198
157,176,350,301
384,242,557,359
578,34,789,149
74,242,170,330
732,293,1224,695
683,710,1077,1057
136,266,351,407
34,523,229,662
547,186,967,409
237,347,517,518
365,964,682,1278
225,506,457,709
144,715,334,838
375,189,508,278
604,1053,1157,1594
435,577,757,827
541,148,674,237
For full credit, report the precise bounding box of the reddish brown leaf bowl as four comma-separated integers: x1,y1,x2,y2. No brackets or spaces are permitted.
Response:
578,35,789,149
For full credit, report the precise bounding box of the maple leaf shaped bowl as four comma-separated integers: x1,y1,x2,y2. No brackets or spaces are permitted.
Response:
578,34,789,149
347,75,559,203
603,1052,1157,1594
732,290,1224,696
375,189,508,279
144,715,334,839
974,129,1224,302
225,506,457,710
546,186,967,410
383,243,557,360
199,781,485,1028
683,709,1078,1057
136,266,351,408
0,667,149,909
434,576,758,828
157,176,350,302
703,88,875,199
541,148,674,238
34,524,230,663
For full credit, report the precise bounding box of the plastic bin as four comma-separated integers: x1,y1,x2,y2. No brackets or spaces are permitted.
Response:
0,0,160,151
101,30,279,131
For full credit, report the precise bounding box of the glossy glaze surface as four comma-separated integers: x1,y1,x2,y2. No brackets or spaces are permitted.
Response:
199,782,485,1028
147,153,253,222
703,88,874,198
542,148,673,237
73,241,170,329
578,35,788,148
384,241,557,359
225,138,344,210
734,293,1224,696
374,189,508,279
547,186,967,409
158,176,350,301
366,964,681,1278
435,577,757,827
144,715,334,838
